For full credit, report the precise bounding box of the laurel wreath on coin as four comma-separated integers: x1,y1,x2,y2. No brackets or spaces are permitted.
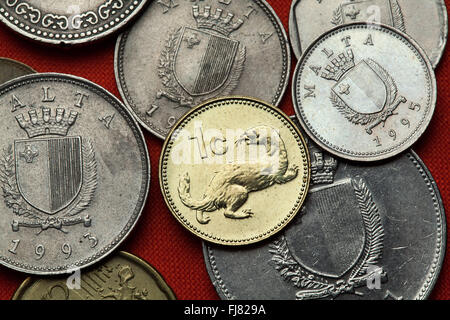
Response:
269,178,385,300
0,140,97,231
331,0,405,32
331,6,344,26
157,27,246,108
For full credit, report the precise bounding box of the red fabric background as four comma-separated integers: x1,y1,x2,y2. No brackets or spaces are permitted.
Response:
0,0,448,300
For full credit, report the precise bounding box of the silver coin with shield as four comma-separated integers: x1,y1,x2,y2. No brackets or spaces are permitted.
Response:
293,23,436,162
0,73,150,275
0,0,151,45
115,0,291,139
203,118,446,300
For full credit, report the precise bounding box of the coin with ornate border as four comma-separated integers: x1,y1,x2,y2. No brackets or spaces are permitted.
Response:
289,0,448,68
203,117,446,300
0,1,150,45
115,0,291,139
293,23,436,162
0,58,36,85
12,251,176,300
159,97,310,246
0,73,150,275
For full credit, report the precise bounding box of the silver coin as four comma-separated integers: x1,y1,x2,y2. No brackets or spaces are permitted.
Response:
0,73,150,275
0,58,36,85
293,23,436,162
289,0,448,68
115,0,291,139
0,1,150,45
203,118,446,300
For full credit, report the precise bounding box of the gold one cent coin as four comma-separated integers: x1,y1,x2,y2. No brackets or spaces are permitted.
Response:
160,97,311,246
12,252,176,300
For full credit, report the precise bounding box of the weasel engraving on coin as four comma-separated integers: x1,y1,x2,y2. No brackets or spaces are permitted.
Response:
115,0,290,138
204,118,446,300
160,97,310,245
178,126,299,225
0,73,150,274
289,0,448,68
0,1,150,45
293,23,436,162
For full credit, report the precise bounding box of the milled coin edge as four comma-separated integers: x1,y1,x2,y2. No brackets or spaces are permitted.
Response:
288,0,448,68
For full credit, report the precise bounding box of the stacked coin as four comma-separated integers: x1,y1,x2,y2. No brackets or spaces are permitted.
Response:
0,0,446,301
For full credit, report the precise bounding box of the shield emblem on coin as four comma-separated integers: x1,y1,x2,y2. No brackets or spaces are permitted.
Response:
285,179,365,278
340,0,395,25
174,27,239,96
14,137,82,215
332,60,387,114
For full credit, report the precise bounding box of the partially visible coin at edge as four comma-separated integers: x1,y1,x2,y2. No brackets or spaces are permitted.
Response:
203,117,446,300
0,1,150,45
0,73,150,274
159,97,310,246
289,0,448,68
293,23,436,162
12,251,176,300
0,58,36,85
115,0,291,139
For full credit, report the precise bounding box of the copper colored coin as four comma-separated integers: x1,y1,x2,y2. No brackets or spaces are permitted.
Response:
12,252,176,300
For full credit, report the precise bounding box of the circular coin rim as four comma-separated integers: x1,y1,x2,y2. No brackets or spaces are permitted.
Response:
288,0,448,69
159,96,311,246
0,72,151,275
114,0,292,140
11,251,177,300
203,149,447,300
0,57,36,75
292,22,437,162
0,0,150,45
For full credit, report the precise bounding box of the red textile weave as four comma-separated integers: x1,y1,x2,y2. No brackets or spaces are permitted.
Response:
0,0,448,300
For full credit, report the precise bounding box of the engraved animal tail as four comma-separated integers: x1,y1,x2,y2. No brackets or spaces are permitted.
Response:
178,173,216,212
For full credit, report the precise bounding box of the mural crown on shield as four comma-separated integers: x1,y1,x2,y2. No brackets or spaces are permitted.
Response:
321,49,356,82
192,5,244,37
